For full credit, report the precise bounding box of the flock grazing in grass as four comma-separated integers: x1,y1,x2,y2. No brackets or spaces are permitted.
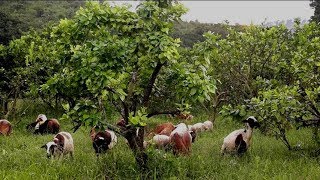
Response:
0,113,260,160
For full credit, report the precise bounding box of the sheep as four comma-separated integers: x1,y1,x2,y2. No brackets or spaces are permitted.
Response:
151,134,171,149
0,119,12,136
191,123,206,133
203,120,213,131
27,114,60,134
154,122,175,136
35,119,60,134
170,123,192,155
41,131,74,159
90,127,117,156
221,116,260,155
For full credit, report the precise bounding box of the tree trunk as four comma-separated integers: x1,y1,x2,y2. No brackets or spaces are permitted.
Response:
2,99,8,116
280,130,291,150
125,126,148,170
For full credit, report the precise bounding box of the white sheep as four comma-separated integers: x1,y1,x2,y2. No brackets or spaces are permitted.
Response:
42,131,74,159
203,121,213,131
191,123,206,133
152,134,171,149
221,116,260,155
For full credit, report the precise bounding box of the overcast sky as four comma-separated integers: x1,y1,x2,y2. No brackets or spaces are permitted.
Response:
181,1,314,25
113,1,314,25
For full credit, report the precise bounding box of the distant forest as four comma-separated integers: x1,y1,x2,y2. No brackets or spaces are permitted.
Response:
0,1,245,47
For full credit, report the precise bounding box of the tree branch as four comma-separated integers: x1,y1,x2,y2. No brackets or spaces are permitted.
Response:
296,118,320,129
142,61,165,107
298,85,320,117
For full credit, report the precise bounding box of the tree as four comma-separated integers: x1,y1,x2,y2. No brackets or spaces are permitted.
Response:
20,1,215,169
192,21,320,150
310,0,320,23
0,1,85,116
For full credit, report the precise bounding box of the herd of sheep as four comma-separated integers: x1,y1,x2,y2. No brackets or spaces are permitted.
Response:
0,114,260,159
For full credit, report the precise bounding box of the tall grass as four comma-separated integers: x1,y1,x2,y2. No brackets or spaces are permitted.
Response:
1,101,320,179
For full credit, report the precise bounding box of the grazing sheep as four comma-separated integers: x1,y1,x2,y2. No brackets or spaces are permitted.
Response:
0,119,12,136
191,123,206,133
221,116,260,155
90,127,117,156
151,134,171,149
170,123,192,155
35,119,60,134
28,114,60,134
203,121,213,131
154,122,175,136
41,131,74,159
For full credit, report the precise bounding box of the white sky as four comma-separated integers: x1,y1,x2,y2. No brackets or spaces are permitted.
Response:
113,1,315,25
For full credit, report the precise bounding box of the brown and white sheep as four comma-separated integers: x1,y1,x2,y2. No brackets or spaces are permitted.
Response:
0,119,12,136
41,131,74,159
27,114,60,134
170,123,192,155
90,127,117,156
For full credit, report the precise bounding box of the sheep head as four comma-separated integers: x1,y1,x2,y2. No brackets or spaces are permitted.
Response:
243,116,260,128
41,142,58,158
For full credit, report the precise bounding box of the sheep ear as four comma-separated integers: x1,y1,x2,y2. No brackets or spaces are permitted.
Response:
41,145,47,149
242,120,248,123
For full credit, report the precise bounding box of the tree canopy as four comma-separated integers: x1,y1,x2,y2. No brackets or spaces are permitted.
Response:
5,1,216,168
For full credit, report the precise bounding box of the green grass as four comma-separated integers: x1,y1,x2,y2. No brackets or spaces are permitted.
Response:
1,103,320,179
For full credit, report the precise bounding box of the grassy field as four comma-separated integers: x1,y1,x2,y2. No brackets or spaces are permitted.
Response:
1,101,320,179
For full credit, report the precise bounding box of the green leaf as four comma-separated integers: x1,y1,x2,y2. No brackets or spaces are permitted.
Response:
62,103,70,111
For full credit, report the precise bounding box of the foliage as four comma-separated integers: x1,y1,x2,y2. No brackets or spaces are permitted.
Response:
310,0,320,23
0,1,85,117
248,86,304,150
